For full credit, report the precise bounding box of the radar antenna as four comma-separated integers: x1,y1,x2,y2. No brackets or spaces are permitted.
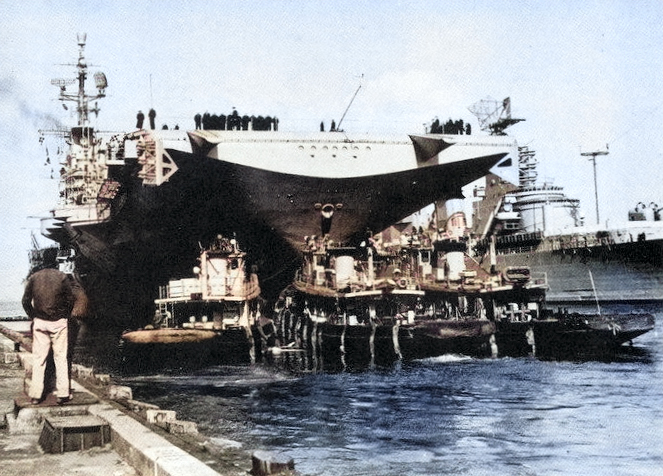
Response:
468,97,524,135
50,33,107,126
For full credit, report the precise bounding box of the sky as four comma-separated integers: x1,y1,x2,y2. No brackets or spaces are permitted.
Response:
1,0,662,301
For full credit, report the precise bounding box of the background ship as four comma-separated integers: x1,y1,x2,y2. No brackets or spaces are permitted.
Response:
435,98,663,303
36,36,518,327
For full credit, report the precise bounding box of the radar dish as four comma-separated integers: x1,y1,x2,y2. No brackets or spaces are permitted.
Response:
94,72,107,90
468,97,524,135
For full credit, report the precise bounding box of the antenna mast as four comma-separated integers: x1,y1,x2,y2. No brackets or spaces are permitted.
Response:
51,33,107,126
580,148,609,225
336,75,363,132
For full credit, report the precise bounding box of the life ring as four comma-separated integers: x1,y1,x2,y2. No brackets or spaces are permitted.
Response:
398,278,407,289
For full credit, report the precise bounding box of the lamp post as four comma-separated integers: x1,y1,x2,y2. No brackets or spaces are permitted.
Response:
580,150,609,225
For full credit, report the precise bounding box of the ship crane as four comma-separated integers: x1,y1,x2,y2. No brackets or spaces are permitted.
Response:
468,97,525,136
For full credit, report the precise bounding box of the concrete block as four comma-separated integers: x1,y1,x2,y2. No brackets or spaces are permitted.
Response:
167,419,198,435
125,399,159,415
70,363,84,377
3,352,19,364
8,408,43,434
145,409,176,426
203,437,243,455
252,450,295,476
38,414,111,454
77,367,95,379
108,385,132,401
87,404,220,476
0,338,13,353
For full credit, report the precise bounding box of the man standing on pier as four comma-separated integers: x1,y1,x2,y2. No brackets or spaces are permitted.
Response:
22,268,85,405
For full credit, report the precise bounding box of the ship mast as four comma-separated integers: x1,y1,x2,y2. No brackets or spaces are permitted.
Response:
580,148,609,225
51,33,107,126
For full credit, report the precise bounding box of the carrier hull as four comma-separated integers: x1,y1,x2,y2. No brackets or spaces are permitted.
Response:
46,135,513,327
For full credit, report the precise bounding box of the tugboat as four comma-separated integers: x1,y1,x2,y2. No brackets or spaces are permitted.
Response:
274,224,655,369
276,234,429,369
120,235,264,371
274,231,546,369
521,309,656,359
419,233,655,359
404,236,548,360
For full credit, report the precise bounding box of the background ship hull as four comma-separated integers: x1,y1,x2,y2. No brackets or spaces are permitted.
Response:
493,239,663,302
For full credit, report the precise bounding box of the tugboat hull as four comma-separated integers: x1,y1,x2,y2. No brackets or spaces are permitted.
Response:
399,320,497,360
495,313,656,358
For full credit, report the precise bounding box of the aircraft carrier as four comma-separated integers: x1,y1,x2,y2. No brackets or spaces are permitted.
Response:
36,36,517,327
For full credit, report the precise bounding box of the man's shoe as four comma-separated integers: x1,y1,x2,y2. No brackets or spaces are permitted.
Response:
56,396,72,405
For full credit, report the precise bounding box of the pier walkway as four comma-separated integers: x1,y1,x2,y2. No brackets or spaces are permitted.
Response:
0,326,259,476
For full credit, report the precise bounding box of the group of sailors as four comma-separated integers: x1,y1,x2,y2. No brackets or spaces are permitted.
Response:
135,109,278,132
136,109,157,130
194,110,279,131
320,120,337,132
428,117,472,135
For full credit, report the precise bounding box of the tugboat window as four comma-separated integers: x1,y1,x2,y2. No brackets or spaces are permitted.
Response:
223,302,241,321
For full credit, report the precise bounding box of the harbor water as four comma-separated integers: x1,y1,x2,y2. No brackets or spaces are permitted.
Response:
3,301,662,475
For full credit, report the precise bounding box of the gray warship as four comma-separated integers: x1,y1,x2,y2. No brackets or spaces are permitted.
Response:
435,98,663,303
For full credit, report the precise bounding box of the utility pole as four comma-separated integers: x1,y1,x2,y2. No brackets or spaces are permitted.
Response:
580,149,609,225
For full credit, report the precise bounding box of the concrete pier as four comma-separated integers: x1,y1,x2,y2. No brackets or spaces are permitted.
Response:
0,325,267,476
